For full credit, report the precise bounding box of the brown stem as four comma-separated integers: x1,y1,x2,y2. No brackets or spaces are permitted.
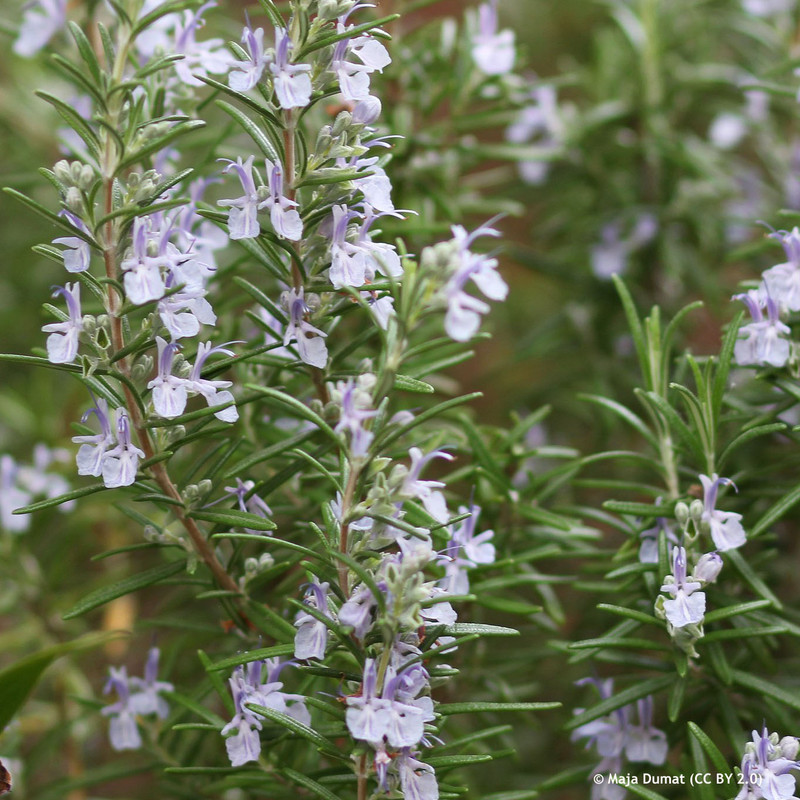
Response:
357,752,368,800
101,180,241,598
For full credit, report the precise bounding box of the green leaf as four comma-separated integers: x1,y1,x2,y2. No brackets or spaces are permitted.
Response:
612,276,648,379
394,374,435,393
426,754,495,768
726,549,782,609
438,702,560,715
281,768,345,800
13,483,107,514
602,500,676,517
687,722,730,774
3,189,98,246
166,690,227,727
188,507,276,532
596,604,662,627
667,678,686,722
566,676,673,731
718,423,786,469
441,623,519,637
117,120,205,171
67,21,102,83
35,90,100,157
62,559,186,619
297,14,400,58
244,385,340,444
626,785,671,800
730,670,800,713
578,394,657,448
0,631,125,730
751,480,800,538
207,644,295,672
216,100,280,161
246,703,339,754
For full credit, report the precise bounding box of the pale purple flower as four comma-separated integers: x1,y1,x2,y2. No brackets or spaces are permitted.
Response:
762,228,800,311
53,211,91,273
733,291,791,368
172,2,232,87
223,478,273,534
42,283,83,364
219,156,261,240
397,751,439,800
270,27,312,109
101,667,142,751
14,0,67,57
694,552,723,584
185,341,239,422
0,456,32,533
625,697,668,765
346,155,395,211
638,511,678,564
229,26,267,92
438,504,495,595
367,294,395,329
294,579,332,660
339,584,379,639
72,398,115,478
660,546,706,628
147,337,188,419
222,659,310,766
331,21,391,101
404,447,453,524
699,473,746,551
121,218,167,305
16,444,72,511
282,288,328,368
591,214,657,281
328,204,369,287
356,206,404,281
158,280,217,341
471,0,516,76
333,378,376,458
506,84,561,184
262,158,303,240
443,222,508,341
353,95,383,125
102,409,145,489
345,660,426,748
129,647,173,719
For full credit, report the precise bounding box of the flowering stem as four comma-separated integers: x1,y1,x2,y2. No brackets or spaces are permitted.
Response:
337,462,360,595
357,752,368,800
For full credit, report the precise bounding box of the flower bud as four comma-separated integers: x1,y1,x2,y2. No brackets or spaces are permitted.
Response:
674,501,690,528
693,552,723,584
780,736,800,760
65,186,83,213
79,164,96,191
689,499,705,523
54,159,72,184
353,96,382,125
332,111,353,137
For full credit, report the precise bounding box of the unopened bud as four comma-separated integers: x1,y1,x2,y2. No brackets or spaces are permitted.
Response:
693,552,723,584
65,186,83,213
689,499,705,523
674,501,689,527
315,127,333,154
79,164,96,191
332,111,353,137
780,737,800,760
352,96,382,125
54,159,72,184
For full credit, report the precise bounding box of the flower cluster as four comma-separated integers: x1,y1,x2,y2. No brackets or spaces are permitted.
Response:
101,648,173,751
733,228,800,368
572,679,667,800
652,473,742,655
735,728,800,800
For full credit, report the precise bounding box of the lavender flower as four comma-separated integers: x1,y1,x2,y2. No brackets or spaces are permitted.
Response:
471,0,516,76
506,84,562,185
229,26,267,92
185,342,239,423
262,158,303,240
699,473,746,551
72,398,115,478
333,377,376,458
331,19,391,101
659,546,705,628
121,218,167,305
590,214,658,281
397,750,440,800
0,456,32,533
42,283,83,364
403,447,454,524
282,288,329,368
638,511,678,564
222,659,310,766
14,0,67,57
294,578,333,660
438,504,495,595
270,27,313,109
441,222,508,342
101,667,142,751
762,228,800,311
223,478,273,534
219,156,262,240
102,409,145,489
171,2,232,87
147,337,188,419
53,211,91,273
733,291,791,368
129,647,173,719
